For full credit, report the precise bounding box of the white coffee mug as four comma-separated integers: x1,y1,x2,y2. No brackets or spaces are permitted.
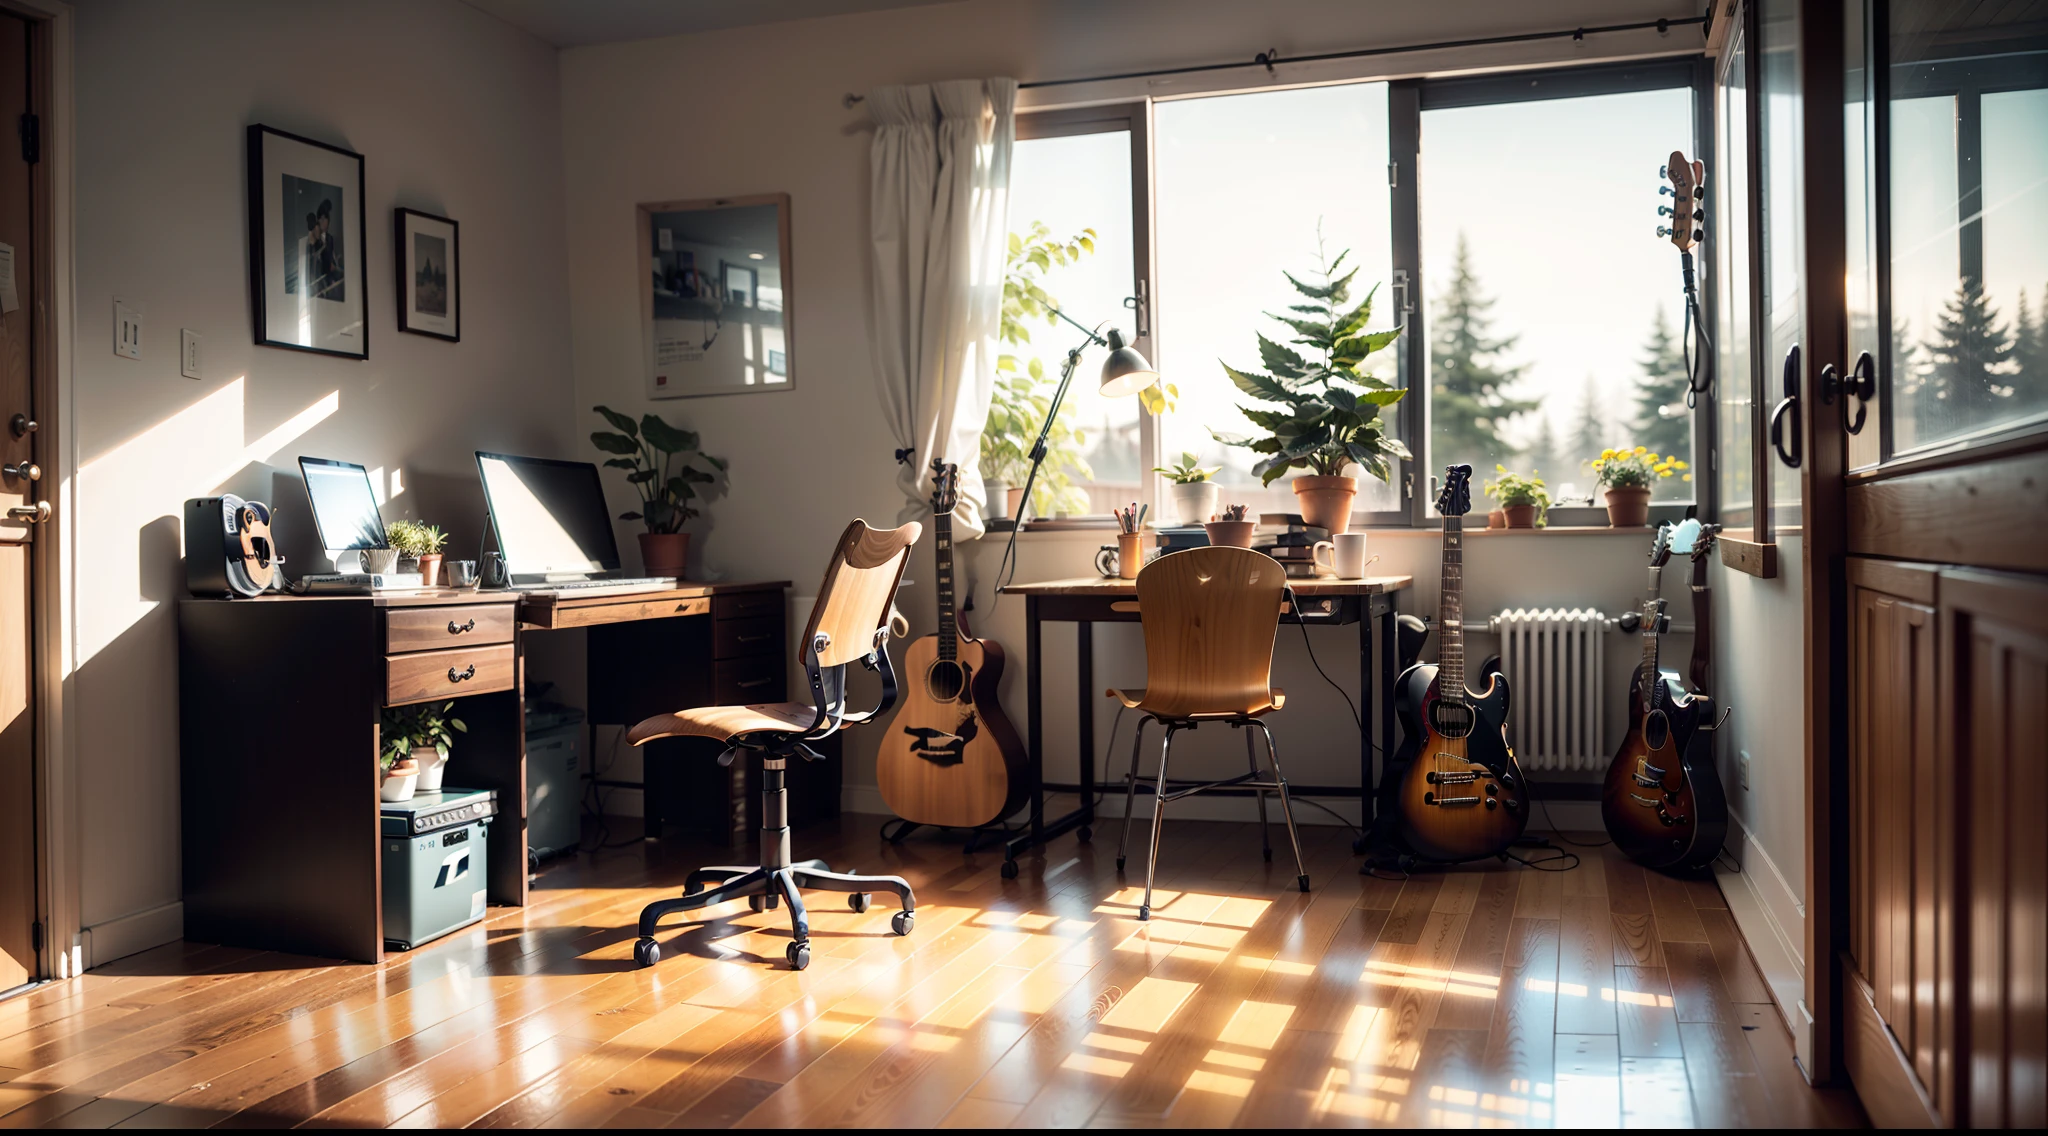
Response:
1312,532,1372,578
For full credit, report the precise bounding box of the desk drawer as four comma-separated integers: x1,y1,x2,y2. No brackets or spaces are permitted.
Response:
387,604,515,652
387,644,515,706
715,591,782,621
716,656,784,704
715,615,783,659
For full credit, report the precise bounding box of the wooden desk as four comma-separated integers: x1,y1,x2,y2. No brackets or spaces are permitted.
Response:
178,580,799,964
996,574,1413,875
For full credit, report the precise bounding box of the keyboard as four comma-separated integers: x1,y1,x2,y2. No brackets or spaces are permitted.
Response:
509,576,677,598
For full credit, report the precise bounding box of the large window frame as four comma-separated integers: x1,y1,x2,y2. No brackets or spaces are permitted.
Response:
1013,57,1716,528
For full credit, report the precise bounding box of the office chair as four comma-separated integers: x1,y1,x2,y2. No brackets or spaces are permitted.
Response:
1109,545,1309,920
624,519,921,971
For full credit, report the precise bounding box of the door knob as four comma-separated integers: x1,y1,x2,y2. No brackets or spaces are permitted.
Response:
8,502,51,523
9,415,34,439
3,462,39,482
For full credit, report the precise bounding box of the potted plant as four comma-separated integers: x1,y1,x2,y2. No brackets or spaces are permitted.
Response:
1483,465,1551,529
382,701,467,795
1204,503,1255,548
590,405,727,577
385,520,448,585
1154,452,1221,526
1210,245,1408,535
1590,446,1687,527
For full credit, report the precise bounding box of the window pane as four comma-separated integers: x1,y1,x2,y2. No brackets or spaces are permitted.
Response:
1422,87,1698,506
1006,129,1140,516
1155,83,1400,520
1759,0,1802,519
1718,36,1755,525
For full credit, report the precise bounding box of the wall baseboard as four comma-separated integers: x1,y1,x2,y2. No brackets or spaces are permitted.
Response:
81,901,183,970
840,784,1366,827
1713,811,1807,1058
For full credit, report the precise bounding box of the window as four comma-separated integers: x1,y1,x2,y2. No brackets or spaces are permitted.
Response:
1717,29,1755,526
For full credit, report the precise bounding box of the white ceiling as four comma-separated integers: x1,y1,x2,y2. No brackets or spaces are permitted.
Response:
461,0,956,47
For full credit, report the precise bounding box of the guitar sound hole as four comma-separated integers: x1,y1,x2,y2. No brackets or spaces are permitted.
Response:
924,660,967,702
1645,710,1670,750
1429,700,1475,739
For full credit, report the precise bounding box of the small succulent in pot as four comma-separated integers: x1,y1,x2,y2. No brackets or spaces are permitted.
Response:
1154,451,1221,526
385,520,451,584
1482,465,1551,529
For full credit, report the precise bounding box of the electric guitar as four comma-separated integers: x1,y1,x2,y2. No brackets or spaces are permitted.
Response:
876,461,1028,829
1599,520,1727,870
1393,465,1530,861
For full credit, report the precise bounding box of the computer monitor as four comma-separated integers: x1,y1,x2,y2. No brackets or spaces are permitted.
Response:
298,456,389,552
475,451,623,579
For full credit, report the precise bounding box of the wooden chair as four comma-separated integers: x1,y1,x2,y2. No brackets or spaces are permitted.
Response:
624,519,921,971
1110,545,1309,920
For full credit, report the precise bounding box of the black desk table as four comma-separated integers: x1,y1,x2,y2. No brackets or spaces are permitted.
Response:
994,574,1412,875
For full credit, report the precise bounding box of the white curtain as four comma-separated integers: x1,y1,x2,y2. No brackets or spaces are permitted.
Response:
867,77,1016,539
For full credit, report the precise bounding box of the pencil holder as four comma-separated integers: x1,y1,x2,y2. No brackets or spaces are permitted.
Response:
1117,531,1145,580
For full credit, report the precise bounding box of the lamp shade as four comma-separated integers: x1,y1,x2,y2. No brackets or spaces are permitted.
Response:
1096,328,1158,396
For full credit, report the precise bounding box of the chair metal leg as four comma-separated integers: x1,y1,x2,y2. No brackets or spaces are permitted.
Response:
637,868,770,937
1139,724,1177,920
1245,725,1271,862
1116,716,1148,873
790,866,916,912
685,866,752,895
771,869,813,969
1256,721,1310,892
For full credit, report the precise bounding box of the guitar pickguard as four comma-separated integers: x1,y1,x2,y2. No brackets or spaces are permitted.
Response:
901,713,979,767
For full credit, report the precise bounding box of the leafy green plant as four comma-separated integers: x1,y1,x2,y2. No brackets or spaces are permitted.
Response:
983,222,1109,517
590,406,727,533
1210,244,1409,486
384,520,447,559
1153,452,1218,485
1483,464,1552,525
1590,446,1689,490
380,701,466,771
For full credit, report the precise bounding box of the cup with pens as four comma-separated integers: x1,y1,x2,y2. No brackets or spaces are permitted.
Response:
1107,502,1148,579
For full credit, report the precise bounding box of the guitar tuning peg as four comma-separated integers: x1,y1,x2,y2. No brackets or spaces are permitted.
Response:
1659,186,1674,196
1657,226,1671,237
1692,228,1704,242
1692,209,1705,221
1659,164,1668,178
1658,205,1674,217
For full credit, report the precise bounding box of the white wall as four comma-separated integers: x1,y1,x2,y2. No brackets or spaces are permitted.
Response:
71,0,571,954
557,0,1701,814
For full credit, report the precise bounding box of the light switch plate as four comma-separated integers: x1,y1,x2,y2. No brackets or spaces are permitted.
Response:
1739,749,1752,790
180,329,201,379
114,298,141,359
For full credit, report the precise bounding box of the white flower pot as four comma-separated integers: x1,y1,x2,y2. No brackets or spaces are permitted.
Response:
380,762,419,802
1168,481,1220,526
984,479,1011,520
413,746,447,793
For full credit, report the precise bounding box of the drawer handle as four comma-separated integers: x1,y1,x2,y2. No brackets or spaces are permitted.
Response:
736,633,772,644
448,664,477,683
448,618,476,635
737,677,773,689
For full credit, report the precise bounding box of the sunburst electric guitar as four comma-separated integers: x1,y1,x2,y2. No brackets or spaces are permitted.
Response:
877,461,1027,829
1394,464,1530,862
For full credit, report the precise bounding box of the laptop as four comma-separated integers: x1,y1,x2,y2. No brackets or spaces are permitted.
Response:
475,451,676,596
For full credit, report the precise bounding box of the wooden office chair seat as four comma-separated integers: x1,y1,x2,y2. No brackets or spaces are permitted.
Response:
622,519,923,973
1105,686,1286,717
1112,546,1310,920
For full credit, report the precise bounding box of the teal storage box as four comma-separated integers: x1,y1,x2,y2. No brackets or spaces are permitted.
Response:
380,788,496,950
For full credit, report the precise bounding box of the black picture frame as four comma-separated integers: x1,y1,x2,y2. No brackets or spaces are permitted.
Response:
247,124,368,360
394,207,460,342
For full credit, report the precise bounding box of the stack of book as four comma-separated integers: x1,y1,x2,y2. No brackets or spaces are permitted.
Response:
1253,513,1330,578
1153,525,1210,554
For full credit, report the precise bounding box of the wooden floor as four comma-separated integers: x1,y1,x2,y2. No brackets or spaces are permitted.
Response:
0,813,1864,1128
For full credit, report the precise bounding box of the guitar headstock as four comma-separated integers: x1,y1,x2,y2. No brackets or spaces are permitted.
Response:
1687,520,1721,564
1659,150,1705,251
1436,464,1474,518
927,459,960,517
1649,522,1676,568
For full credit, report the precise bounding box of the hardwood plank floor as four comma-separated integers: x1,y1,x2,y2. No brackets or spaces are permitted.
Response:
0,817,1864,1128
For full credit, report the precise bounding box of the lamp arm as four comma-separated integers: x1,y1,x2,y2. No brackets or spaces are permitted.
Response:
991,317,1098,603
1043,305,1110,348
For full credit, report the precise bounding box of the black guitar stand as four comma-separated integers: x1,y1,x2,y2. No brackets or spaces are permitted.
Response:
879,817,1018,855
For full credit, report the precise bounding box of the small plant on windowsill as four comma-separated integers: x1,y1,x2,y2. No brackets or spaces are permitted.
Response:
590,405,727,578
1483,465,1551,529
385,519,450,586
1589,446,1688,527
1153,452,1220,526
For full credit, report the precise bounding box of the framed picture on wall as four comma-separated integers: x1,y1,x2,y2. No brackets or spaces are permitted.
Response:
395,208,460,342
638,193,793,399
247,124,368,359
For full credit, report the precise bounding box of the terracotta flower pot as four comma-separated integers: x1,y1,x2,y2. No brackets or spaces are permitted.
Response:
1604,486,1653,527
639,532,690,578
418,553,444,587
381,758,419,803
1487,509,1507,529
1006,486,1027,520
1292,475,1358,535
1503,504,1539,529
1203,520,1256,548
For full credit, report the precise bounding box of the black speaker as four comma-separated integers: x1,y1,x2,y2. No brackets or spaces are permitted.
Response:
185,495,280,598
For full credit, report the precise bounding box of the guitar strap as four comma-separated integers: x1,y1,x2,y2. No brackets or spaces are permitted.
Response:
1688,552,1712,695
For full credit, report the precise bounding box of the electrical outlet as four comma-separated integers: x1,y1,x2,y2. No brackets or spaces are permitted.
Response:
114,298,141,359
1739,749,1752,790
180,329,202,379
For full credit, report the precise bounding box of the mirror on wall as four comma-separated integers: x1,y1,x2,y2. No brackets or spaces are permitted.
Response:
638,194,792,399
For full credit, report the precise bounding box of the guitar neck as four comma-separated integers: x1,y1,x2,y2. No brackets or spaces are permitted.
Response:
934,510,958,659
1439,515,1464,697
1641,563,1663,686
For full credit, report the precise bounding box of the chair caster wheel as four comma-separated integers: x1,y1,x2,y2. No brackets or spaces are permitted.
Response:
1297,874,1311,893
891,910,915,936
1137,905,1150,921
786,941,811,970
1078,826,1093,843
1262,846,1274,862
1352,837,1366,854
848,892,870,913
1000,860,1019,880
749,894,767,912
633,938,660,968
1115,855,1126,873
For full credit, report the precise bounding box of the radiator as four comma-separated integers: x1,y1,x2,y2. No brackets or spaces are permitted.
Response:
1487,608,1607,772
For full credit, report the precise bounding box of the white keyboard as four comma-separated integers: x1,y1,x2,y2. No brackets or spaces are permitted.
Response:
509,576,676,598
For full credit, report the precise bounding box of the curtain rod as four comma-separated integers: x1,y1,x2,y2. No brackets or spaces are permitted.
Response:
841,14,1707,107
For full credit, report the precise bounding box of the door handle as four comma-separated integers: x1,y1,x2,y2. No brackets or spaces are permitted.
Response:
1768,344,1802,468
7,502,50,523
1821,350,1877,435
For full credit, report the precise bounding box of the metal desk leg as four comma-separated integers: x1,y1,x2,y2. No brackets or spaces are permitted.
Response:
1076,620,1095,840
1026,595,1044,844
1357,607,1372,854
1378,596,1398,793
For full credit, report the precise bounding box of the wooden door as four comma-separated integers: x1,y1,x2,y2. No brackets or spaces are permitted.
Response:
0,9,41,993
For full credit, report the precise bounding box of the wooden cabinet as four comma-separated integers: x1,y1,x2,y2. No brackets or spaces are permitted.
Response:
1846,560,2048,1127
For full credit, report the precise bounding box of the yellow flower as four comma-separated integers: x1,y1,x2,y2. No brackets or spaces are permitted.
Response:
1634,446,1648,456
1675,460,1689,469
1682,473,1693,482
1600,448,1615,459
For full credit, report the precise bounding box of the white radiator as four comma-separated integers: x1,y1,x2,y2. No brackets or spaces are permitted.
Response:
1487,608,1607,772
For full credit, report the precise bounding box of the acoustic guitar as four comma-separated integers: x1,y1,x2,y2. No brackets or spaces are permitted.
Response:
1599,520,1727,870
1393,464,1530,862
876,461,1028,829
